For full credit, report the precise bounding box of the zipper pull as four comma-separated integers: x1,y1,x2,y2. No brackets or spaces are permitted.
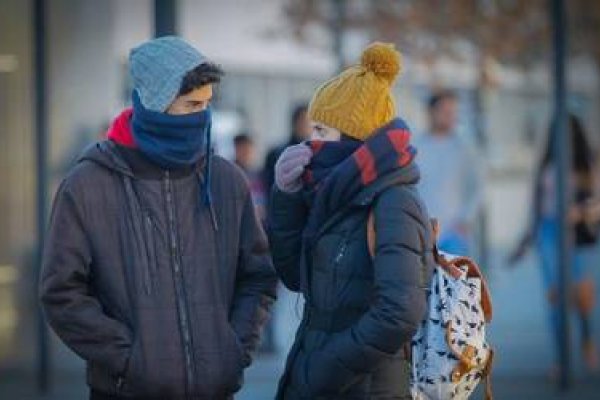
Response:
335,242,347,263
209,202,219,231
116,376,124,391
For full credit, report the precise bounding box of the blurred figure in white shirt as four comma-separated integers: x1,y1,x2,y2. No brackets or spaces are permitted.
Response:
414,90,483,256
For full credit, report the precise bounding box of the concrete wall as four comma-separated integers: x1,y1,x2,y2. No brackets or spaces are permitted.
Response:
0,0,153,371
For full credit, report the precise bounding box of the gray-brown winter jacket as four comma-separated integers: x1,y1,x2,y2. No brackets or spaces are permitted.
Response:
40,141,277,399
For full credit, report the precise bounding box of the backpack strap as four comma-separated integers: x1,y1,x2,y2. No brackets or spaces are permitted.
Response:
367,213,432,258
436,253,493,323
367,211,376,258
483,349,495,400
431,217,493,323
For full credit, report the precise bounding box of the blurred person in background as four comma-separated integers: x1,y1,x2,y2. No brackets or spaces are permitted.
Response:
233,132,275,353
414,90,483,256
263,103,311,208
510,114,599,377
269,42,434,399
39,36,276,400
234,133,267,222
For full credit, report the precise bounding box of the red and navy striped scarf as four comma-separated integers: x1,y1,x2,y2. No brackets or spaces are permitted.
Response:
302,118,416,243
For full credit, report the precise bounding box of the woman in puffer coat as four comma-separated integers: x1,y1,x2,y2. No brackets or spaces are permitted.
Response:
269,42,435,400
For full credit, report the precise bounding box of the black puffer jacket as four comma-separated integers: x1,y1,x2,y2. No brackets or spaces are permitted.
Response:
269,163,434,400
40,141,277,399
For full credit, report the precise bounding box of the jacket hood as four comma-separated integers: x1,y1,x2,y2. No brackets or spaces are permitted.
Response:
77,107,137,176
78,140,135,177
107,108,136,148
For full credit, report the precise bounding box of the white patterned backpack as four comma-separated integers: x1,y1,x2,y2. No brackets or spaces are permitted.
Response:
367,217,494,400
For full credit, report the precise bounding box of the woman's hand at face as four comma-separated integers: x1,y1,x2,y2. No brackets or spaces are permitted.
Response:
275,144,313,193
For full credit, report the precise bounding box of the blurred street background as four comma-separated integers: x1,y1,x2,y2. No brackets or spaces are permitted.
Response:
1,0,600,399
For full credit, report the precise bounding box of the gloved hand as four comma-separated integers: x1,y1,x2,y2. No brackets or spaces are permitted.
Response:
275,143,312,193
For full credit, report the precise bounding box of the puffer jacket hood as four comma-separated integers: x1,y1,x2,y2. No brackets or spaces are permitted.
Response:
78,140,135,177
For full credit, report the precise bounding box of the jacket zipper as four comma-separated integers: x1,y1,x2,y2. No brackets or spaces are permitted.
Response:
142,214,154,295
164,170,195,395
331,241,347,307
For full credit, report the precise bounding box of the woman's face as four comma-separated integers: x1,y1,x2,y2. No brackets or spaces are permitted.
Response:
311,122,341,141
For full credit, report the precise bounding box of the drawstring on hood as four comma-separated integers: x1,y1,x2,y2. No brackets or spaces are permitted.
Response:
197,151,218,231
104,109,218,231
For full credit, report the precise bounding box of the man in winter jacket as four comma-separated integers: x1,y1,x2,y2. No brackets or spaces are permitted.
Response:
39,36,277,400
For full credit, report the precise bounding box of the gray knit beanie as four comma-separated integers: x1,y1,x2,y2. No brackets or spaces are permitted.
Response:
129,36,207,112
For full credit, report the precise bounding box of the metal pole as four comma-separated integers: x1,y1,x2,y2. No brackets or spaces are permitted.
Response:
154,0,177,37
473,84,489,268
332,0,346,72
33,0,50,393
550,0,571,391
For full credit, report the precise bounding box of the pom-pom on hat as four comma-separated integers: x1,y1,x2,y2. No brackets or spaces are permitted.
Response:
308,42,402,140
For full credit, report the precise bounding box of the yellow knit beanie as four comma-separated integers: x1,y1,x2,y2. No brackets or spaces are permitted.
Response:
308,42,402,141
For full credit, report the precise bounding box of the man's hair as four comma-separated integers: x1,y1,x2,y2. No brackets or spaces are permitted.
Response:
234,133,253,147
428,90,457,111
178,62,224,96
291,103,308,128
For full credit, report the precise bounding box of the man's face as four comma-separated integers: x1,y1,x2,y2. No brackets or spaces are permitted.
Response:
166,85,213,115
431,97,458,135
235,142,254,168
295,111,312,140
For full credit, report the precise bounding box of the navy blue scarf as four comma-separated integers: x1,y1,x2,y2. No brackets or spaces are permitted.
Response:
131,90,211,170
302,118,417,244
131,90,217,230
303,140,362,192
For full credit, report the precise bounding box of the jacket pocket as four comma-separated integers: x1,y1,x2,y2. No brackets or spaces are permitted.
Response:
227,325,246,384
312,233,347,310
208,324,246,396
116,336,141,396
331,239,348,302
304,348,364,398
141,212,158,295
